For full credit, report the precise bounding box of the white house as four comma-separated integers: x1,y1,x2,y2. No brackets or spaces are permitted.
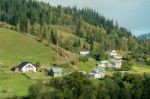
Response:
17,62,36,73
88,67,105,79
80,49,89,55
98,60,109,68
107,50,117,56
109,59,123,69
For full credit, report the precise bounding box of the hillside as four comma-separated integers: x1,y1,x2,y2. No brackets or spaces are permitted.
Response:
0,27,76,67
0,0,136,52
0,0,150,68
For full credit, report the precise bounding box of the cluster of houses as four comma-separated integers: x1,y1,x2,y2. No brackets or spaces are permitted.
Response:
12,50,123,79
87,50,123,79
98,59,122,69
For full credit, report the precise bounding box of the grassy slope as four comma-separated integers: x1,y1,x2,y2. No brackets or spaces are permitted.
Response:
129,63,150,74
0,27,65,66
0,73,33,98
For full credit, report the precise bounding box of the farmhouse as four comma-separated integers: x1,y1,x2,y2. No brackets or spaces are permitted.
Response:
88,67,105,79
15,62,36,73
107,50,117,56
80,49,89,55
98,60,109,68
109,59,123,69
48,67,63,77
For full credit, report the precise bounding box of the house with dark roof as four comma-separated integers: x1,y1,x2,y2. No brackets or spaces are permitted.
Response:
109,59,123,69
15,62,36,73
48,67,63,77
88,67,105,79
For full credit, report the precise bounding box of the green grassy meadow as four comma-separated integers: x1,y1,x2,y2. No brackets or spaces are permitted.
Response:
0,27,64,66
129,63,150,74
76,58,98,72
0,73,34,98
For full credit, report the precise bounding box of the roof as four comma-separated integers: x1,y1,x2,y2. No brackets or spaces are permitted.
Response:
100,60,109,64
110,59,122,63
92,67,105,73
114,55,123,59
111,50,116,52
81,48,89,52
51,67,63,73
18,62,32,68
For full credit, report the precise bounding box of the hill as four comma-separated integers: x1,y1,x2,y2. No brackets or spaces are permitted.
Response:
138,33,150,40
0,0,136,52
0,0,150,68
0,27,77,67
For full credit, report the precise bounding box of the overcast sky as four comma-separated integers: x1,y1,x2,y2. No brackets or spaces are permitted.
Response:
42,0,150,36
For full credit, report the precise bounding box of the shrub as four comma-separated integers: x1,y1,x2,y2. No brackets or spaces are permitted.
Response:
79,56,89,62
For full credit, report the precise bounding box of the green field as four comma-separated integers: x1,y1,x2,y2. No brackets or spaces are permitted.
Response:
129,63,150,74
77,58,98,72
0,27,66,66
106,63,150,76
0,73,34,98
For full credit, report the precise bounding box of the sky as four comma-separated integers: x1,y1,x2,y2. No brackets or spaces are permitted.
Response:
41,0,150,36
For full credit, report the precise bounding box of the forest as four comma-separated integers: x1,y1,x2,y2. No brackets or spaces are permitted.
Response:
5,72,150,99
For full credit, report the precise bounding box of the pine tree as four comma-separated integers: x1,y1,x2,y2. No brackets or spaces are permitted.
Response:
90,37,94,50
51,30,58,45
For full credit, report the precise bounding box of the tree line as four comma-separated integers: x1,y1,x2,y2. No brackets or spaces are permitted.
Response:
7,72,150,99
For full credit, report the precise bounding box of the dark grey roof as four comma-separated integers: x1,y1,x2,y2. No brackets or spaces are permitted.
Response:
92,67,105,73
18,62,32,68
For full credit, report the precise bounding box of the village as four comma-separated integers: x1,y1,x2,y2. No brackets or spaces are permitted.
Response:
11,49,123,79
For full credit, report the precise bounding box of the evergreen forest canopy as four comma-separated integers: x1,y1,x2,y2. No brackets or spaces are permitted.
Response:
0,0,150,63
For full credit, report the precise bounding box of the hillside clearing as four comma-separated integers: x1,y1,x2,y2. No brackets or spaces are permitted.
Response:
0,27,75,67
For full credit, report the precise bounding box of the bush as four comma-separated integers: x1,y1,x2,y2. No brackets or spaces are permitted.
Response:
120,61,132,71
79,56,89,62
146,58,150,65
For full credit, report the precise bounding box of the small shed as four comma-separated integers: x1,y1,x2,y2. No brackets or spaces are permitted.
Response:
48,67,63,77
